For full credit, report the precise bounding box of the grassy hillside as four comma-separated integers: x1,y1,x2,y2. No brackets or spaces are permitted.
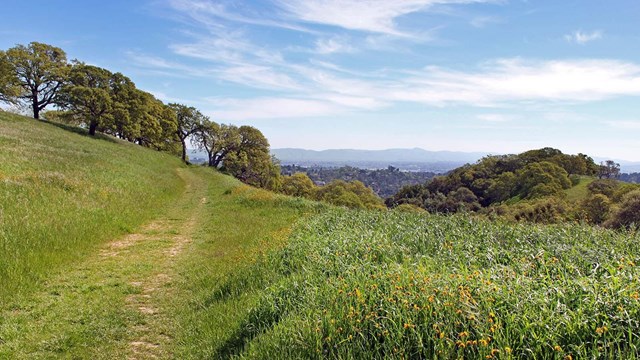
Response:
2,110,639,359
200,210,640,359
0,111,185,299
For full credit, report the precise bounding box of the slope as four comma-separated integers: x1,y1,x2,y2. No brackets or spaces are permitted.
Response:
0,112,318,358
0,111,186,299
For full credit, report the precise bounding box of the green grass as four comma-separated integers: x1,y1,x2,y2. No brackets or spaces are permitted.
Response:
565,175,596,203
0,111,185,300
206,209,640,359
172,180,324,358
2,110,640,359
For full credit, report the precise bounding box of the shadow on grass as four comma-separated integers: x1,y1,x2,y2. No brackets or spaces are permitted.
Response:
214,281,303,359
42,120,119,143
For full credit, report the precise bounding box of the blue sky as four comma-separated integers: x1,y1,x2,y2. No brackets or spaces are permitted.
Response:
2,0,640,160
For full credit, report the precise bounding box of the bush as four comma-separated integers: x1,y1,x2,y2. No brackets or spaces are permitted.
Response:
605,190,640,229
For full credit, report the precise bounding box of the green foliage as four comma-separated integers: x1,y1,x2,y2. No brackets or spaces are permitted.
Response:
169,103,207,162
222,126,282,190
282,165,436,198
0,50,20,103
281,172,316,198
580,194,612,224
507,197,570,224
203,209,640,359
605,190,640,229
315,179,385,210
4,42,69,119
387,148,600,225
58,63,114,135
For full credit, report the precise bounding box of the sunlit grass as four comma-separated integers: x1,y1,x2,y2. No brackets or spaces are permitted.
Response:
0,111,185,300
205,209,640,359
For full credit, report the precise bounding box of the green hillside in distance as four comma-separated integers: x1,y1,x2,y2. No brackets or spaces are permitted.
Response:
0,111,186,298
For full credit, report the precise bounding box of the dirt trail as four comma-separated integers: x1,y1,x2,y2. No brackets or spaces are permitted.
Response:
0,168,209,359
114,169,208,359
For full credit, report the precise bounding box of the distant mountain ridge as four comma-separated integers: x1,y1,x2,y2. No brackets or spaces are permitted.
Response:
271,148,489,164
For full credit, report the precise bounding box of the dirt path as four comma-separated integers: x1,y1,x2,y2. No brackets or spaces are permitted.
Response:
122,171,208,359
0,168,209,359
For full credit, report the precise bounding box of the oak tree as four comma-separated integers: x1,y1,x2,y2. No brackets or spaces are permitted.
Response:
5,42,68,119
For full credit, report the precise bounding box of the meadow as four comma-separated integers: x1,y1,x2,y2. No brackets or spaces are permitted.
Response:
202,209,640,359
0,111,185,300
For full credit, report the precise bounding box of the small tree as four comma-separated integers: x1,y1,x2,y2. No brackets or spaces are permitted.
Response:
5,42,69,119
598,160,621,179
169,103,206,163
580,194,611,224
281,173,316,198
605,190,640,229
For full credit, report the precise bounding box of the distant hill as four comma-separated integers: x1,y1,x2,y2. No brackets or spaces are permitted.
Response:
271,148,489,172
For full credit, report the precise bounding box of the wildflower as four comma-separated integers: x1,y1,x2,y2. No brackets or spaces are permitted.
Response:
595,326,608,335
504,347,512,354
491,349,500,356
564,355,573,360
459,331,469,338
554,345,562,352
479,339,488,347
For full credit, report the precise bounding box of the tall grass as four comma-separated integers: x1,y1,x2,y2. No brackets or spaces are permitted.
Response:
0,112,185,300
209,209,640,359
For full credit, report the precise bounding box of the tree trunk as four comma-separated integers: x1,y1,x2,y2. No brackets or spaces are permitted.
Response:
32,96,40,119
181,139,187,163
89,121,97,136
207,150,214,167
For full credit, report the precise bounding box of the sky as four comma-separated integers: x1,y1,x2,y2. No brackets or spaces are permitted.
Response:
1,0,640,161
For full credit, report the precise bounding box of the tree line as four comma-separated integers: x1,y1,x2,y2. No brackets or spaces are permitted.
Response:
386,147,640,228
281,164,436,198
0,41,387,206
0,42,282,188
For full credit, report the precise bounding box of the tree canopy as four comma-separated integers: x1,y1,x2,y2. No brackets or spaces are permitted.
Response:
4,42,69,119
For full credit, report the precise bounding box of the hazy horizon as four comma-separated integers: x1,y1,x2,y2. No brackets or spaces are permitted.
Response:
2,1,640,160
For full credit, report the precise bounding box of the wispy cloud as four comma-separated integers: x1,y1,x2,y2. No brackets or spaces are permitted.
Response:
606,120,640,130
205,97,345,120
476,113,517,122
275,0,499,36
138,1,640,121
564,30,603,45
167,0,316,33
393,59,640,105
470,15,500,28
314,36,357,54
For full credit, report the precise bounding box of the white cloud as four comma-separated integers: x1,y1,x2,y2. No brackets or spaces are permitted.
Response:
275,0,498,36
393,59,640,105
205,97,345,120
314,37,357,54
606,120,640,130
564,30,603,45
167,0,316,33
217,64,302,90
470,16,500,28
476,114,517,122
